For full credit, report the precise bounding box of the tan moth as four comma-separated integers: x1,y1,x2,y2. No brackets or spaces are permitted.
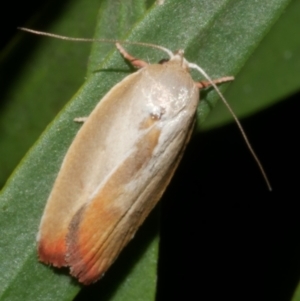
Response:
20,28,271,284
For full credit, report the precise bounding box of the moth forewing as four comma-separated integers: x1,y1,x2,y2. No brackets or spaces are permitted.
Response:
38,55,199,284
18,27,270,285
37,69,145,266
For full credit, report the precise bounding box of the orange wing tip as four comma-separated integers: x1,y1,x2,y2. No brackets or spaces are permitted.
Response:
70,264,104,285
67,248,108,284
69,255,107,284
38,239,67,267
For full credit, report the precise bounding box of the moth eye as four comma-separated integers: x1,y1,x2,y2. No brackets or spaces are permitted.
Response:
158,58,169,64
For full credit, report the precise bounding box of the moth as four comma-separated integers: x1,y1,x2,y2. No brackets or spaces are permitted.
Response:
20,28,271,285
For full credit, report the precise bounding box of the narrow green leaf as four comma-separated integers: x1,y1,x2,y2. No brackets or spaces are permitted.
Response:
291,282,300,301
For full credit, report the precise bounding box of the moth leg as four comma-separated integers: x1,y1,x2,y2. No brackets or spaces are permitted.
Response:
74,117,88,123
116,43,149,68
196,76,234,89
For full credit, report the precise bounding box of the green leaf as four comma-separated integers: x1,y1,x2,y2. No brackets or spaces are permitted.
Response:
0,0,294,300
203,0,300,130
291,282,300,301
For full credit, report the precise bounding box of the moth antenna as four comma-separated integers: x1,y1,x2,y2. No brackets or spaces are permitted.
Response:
19,27,270,190
18,27,174,58
189,62,272,191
